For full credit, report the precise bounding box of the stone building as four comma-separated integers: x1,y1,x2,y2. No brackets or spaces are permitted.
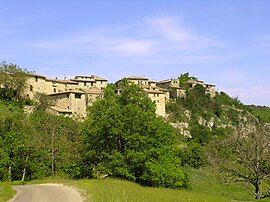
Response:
47,90,86,118
187,79,216,97
157,78,186,99
157,77,216,99
24,73,107,117
115,76,169,117
21,72,216,118
70,75,107,90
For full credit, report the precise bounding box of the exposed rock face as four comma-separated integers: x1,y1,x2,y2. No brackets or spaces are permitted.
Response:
169,105,260,139
170,122,191,138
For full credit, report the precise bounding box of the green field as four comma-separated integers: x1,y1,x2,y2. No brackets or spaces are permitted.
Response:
2,167,270,202
0,182,15,202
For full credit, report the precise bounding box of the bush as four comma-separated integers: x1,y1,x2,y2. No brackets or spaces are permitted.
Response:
180,141,206,169
140,155,188,188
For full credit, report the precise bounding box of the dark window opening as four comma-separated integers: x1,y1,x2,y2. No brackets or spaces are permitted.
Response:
30,85,33,91
54,88,56,92
75,93,82,99
35,77,38,82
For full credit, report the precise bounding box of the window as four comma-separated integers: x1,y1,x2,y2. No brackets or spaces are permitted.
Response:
75,93,82,99
35,77,38,82
67,94,70,98
30,85,33,91
84,82,86,86
53,88,56,93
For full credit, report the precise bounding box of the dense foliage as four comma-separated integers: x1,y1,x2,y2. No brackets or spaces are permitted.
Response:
0,101,83,181
0,62,29,103
82,81,188,188
166,79,251,171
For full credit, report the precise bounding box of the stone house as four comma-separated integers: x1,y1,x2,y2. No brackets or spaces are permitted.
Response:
47,90,87,118
21,72,217,118
157,78,186,99
70,75,107,90
187,79,216,97
84,87,104,107
24,73,107,117
115,77,169,117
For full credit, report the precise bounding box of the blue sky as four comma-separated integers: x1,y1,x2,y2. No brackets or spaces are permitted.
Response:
0,0,270,105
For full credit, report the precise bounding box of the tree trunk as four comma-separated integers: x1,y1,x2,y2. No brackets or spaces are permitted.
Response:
8,165,12,181
51,131,54,176
21,154,29,182
51,131,55,176
254,179,261,199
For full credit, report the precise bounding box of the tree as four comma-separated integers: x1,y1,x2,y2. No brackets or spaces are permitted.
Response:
0,61,29,101
33,92,54,111
29,111,83,178
83,81,187,188
207,124,270,199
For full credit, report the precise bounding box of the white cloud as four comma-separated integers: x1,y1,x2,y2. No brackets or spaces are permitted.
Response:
32,32,156,56
146,16,223,50
29,15,224,58
108,39,156,56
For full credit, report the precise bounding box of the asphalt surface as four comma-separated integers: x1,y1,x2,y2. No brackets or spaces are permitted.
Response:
10,184,83,202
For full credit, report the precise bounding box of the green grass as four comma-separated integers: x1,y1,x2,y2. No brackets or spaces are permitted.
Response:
184,167,270,202
25,177,229,202
185,167,252,201
4,168,270,202
0,182,15,202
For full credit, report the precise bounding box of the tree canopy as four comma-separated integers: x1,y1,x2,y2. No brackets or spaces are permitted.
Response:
83,81,188,188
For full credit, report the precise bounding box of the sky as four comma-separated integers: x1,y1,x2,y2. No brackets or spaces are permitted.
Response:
0,0,270,106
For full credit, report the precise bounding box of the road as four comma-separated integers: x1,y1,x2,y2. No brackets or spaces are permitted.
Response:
10,184,83,202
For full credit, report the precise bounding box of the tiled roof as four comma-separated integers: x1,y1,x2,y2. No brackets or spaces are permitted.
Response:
74,75,108,81
27,73,46,78
46,79,79,84
124,76,149,80
48,90,85,96
84,87,103,94
157,79,172,84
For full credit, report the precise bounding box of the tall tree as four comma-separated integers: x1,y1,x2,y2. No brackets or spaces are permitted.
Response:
83,81,187,188
29,111,83,178
0,62,29,101
207,124,270,199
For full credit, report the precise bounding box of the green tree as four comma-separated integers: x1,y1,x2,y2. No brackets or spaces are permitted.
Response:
207,124,270,199
29,111,83,178
83,81,187,188
0,62,29,101
33,92,54,111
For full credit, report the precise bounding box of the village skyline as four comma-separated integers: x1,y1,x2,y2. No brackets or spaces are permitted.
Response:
1,0,270,106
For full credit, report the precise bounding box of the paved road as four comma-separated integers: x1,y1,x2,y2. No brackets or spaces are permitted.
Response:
10,184,83,202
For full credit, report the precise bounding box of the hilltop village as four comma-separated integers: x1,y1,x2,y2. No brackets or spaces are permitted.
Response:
24,73,216,118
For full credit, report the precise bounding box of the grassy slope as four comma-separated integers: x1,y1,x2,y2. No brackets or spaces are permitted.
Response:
26,177,229,202
185,167,252,201
0,182,15,202
5,168,270,202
